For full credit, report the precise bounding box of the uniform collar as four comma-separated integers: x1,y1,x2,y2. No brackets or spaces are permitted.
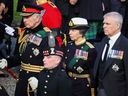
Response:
75,38,86,46
45,66,61,74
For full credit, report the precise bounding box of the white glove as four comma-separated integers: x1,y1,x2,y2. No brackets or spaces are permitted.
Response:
28,77,38,91
0,59,8,69
5,24,15,36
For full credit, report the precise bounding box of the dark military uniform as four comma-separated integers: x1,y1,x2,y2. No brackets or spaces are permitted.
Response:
37,67,72,96
36,42,72,96
65,40,97,96
13,3,63,96
15,20,62,96
15,24,49,96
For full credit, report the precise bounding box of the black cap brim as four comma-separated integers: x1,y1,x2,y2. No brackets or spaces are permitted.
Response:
70,25,89,29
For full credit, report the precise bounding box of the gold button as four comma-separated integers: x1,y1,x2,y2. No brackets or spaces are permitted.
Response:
47,75,50,78
45,80,48,83
87,84,90,87
30,55,32,58
74,77,77,80
27,71,29,73
49,70,53,73
44,86,47,88
32,48,34,50
44,91,47,94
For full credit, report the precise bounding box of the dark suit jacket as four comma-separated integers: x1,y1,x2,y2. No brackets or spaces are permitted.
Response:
94,34,128,96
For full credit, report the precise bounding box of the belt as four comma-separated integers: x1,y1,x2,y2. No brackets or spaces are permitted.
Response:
68,72,95,96
21,61,44,73
68,72,90,79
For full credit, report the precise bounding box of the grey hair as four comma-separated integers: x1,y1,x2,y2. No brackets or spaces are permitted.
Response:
32,13,42,20
104,12,123,28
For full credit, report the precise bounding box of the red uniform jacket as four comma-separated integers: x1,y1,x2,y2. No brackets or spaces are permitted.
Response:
37,1,62,29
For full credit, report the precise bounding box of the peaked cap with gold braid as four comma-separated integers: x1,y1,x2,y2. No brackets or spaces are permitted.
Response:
20,3,44,17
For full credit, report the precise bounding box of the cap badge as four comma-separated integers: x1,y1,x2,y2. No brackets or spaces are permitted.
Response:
69,20,74,27
50,48,55,54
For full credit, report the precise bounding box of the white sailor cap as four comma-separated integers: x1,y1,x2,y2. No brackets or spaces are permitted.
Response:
69,17,89,29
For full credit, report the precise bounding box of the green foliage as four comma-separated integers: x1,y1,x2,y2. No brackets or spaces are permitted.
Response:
13,0,22,25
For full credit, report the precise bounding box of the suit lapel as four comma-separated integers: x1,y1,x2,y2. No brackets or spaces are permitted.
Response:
102,35,122,77
94,37,107,78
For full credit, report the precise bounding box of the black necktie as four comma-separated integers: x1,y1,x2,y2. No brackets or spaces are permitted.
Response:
102,38,110,62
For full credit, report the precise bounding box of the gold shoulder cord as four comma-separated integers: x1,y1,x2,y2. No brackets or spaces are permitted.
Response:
86,42,94,48
86,75,95,96
27,82,33,96
63,34,67,46
18,28,30,53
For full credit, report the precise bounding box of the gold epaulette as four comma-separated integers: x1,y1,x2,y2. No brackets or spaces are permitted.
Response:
86,42,94,48
43,27,52,32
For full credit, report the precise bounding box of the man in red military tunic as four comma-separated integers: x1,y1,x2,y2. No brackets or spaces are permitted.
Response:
36,0,62,30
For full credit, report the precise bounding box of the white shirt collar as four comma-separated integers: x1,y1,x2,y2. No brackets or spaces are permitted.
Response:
110,32,121,41
108,32,121,50
109,32,121,44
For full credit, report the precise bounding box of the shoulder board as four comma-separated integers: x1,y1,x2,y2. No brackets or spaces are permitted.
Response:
86,42,94,48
